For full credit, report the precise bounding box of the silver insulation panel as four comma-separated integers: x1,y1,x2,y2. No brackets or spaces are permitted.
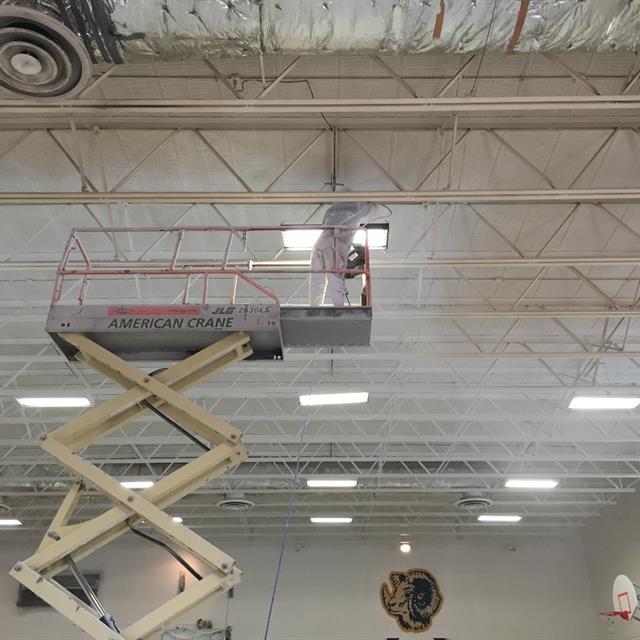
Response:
109,0,640,60
7,0,640,63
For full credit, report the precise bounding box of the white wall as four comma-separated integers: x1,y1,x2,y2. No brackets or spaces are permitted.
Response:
0,535,597,640
0,538,596,640
583,492,640,640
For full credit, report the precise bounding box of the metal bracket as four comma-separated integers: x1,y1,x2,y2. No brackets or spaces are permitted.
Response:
10,332,253,640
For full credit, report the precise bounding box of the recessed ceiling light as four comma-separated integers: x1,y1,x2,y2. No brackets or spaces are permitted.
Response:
17,397,91,408
282,225,388,251
310,517,353,524
299,392,368,407
477,514,522,523
399,542,411,553
172,516,183,523
306,479,358,488
0,518,22,526
120,480,154,489
505,479,558,489
569,396,640,410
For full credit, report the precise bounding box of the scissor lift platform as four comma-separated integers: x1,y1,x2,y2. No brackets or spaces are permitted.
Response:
12,224,376,640
48,304,372,361
47,224,375,360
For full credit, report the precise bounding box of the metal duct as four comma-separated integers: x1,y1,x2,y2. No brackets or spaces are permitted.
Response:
3,0,640,67
109,0,640,60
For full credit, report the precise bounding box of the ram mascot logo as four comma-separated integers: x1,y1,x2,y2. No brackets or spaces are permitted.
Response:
380,568,443,633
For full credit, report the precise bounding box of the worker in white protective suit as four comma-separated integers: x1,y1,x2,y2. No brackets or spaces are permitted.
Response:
309,201,377,307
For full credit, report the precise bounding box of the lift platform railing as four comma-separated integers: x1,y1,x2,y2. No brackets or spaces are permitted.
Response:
52,225,373,307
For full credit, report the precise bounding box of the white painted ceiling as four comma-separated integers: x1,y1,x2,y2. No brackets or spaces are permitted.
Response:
0,51,640,544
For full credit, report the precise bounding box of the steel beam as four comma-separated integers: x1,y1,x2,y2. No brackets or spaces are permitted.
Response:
8,254,640,271
9,526,582,537
13,510,601,523
5,452,640,466
0,471,634,488
7,349,640,364
11,501,613,513
0,333,629,346
4,420,640,434
0,482,630,495
369,55,420,98
1,95,638,114
2,382,640,396
203,59,243,100
0,96,638,130
256,57,302,99
0,188,638,205
374,309,640,319
542,53,600,96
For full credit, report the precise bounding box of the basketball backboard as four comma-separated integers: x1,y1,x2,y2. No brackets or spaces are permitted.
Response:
612,575,640,621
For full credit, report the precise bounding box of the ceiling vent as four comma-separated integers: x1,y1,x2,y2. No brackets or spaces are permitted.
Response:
0,6,92,98
216,494,255,512
455,493,493,511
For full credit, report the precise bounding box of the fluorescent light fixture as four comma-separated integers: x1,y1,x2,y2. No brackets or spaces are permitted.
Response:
0,518,21,526
477,514,522,523
17,397,91,408
569,396,640,410
282,229,321,250
306,478,358,488
505,479,558,490
282,225,389,251
352,224,389,248
172,516,183,523
310,517,353,524
399,542,411,553
299,392,369,407
120,480,154,489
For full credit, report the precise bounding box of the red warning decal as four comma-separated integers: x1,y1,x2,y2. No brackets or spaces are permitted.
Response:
107,305,203,317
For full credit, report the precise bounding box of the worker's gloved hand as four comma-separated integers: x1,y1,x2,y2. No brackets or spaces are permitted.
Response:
100,613,120,633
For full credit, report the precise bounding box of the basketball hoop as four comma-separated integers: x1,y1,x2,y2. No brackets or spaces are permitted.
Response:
603,575,640,622
600,610,631,621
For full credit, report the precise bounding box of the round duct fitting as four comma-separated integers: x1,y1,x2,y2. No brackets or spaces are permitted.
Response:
455,494,493,511
0,6,92,98
216,494,255,512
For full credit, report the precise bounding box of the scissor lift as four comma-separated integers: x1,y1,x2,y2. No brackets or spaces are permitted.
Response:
47,225,372,360
10,225,373,640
